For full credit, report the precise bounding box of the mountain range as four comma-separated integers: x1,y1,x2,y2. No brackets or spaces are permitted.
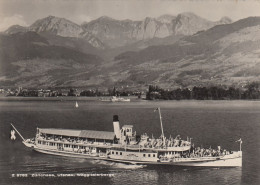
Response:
0,13,259,89
82,13,231,48
4,13,232,49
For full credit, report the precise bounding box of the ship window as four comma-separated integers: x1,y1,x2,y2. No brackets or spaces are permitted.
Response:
153,154,156,157
116,152,118,155
148,154,151,157
143,154,146,157
120,152,122,155
112,151,114,154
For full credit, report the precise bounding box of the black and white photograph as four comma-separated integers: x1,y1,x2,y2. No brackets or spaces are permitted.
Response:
0,0,260,184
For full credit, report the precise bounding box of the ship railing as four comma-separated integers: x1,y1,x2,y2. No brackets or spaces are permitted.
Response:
141,145,191,151
171,156,219,162
142,139,191,149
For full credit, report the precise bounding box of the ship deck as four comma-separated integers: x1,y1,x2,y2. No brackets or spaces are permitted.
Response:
31,145,242,167
36,137,191,152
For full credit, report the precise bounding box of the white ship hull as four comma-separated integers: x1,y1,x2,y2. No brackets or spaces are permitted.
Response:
26,143,242,167
172,152,242,167
110,152,242,167
34,147,101,160
173,157,242,167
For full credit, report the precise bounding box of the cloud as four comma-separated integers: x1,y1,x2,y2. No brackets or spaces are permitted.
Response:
0,14,28,32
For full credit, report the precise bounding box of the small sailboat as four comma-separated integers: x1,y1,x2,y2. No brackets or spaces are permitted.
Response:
75,101,79,108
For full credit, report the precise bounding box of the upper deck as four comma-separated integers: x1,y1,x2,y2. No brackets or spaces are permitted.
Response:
35,133,191,152
36,113,191,153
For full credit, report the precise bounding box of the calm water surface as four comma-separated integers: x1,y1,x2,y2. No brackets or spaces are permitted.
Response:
0,99,259,185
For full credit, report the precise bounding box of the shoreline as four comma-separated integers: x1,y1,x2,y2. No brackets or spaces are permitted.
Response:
0,96,140,101
0,96,260,102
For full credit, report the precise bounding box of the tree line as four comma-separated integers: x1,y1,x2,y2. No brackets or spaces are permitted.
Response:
146,82,260,100
10,87,140,97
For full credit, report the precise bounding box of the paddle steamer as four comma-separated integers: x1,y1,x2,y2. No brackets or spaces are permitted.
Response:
100,96,130,102
11,108,242,167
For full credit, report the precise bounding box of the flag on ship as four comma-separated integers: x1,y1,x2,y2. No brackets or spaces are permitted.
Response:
10,129,16,140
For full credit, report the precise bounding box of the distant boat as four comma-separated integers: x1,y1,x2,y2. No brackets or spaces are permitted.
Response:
99,96,131,102
99,97,111,102
75,101,79,108
111,96,130,102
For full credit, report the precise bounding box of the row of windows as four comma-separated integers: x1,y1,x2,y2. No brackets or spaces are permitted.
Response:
38,141,57,146
112,151,122,155
38,141,84,149
111,151,156,158
143,154,156,158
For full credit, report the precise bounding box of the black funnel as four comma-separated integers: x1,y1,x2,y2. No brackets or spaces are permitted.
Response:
113,115,119,122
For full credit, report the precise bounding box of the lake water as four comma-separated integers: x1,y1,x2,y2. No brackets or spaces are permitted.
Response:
0,99,259,185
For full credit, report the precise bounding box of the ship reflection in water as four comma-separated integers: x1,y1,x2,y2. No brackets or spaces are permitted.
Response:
0,100,259,185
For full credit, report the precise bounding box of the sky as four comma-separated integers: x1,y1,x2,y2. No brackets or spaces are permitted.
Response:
0,0,260,31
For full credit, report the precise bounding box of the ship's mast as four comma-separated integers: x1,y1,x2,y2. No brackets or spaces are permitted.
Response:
239,138,242,151
158,107,165,146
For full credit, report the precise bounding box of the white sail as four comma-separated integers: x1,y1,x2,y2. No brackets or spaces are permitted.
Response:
75,101,79,108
